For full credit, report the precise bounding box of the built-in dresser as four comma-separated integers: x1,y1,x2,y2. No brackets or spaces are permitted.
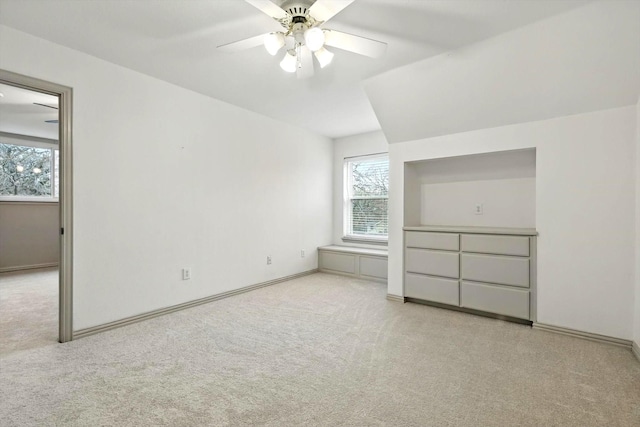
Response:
404,226,537,322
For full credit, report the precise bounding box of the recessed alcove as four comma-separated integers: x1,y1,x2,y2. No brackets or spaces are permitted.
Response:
404,149,536,228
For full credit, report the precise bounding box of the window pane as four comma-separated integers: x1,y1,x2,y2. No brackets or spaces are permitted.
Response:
351,198,388,236
0,143,53,197
351,158,389,197
346,155,389,238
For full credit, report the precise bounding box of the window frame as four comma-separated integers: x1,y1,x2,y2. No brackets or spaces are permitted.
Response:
0,132,59,203
342,153,389,245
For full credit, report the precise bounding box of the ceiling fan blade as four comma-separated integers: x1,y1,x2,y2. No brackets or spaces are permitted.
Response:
297,47,315,79
324,30,387,58
308,0,355,23
245,0,289,20
217,34,266,52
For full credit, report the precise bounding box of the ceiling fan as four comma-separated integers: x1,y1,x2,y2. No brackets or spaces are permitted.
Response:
218,0,387,79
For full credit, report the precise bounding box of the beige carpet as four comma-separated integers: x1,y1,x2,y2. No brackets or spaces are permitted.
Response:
0,268,58,356
0,272,639,426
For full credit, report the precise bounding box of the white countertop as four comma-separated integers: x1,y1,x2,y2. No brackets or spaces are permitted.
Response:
403,225,538,236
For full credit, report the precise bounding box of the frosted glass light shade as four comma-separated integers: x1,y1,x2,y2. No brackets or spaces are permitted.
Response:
314,47,334,68
280,51,297,72
264,32,285,56
304,27,325,51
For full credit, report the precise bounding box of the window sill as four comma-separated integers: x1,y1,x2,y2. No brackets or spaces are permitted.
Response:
0,197,59,203
342,235,388,246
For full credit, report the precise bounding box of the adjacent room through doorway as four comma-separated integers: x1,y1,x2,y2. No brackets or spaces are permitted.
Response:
0,76,72,351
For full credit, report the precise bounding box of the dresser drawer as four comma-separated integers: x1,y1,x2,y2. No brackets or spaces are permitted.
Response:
406,248,459,279
405,273,459,306
461,281,530,319
405,231,459,251
461,253,529,287
461,234,529,256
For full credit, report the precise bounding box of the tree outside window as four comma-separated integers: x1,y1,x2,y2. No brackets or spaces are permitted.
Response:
345,155,389,239
0,143,59,198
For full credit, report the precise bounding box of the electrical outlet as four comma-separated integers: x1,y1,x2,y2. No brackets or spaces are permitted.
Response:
267,256,272,265
182,268,191,280
474,203,483,215
301,249,305,258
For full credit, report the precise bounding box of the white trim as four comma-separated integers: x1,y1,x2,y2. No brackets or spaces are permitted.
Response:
318,245,388,257
0,69,74,344
344,152,389,162
74,269,318,339
0,262,58,273
342,235,388,246
343,153,389,239
344,152,388,161
318,268,387,284
532,322,632,348
633,341,640,363
386,294,405,303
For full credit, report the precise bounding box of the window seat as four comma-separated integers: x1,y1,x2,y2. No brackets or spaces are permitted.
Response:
318,245,388,282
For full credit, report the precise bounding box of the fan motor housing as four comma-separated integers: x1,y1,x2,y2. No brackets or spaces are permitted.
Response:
277,0,313,18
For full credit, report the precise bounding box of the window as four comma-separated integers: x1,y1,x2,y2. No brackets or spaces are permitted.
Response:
0,136,59,201
344,154,389,243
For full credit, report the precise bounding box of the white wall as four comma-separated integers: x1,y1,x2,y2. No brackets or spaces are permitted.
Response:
0,202,59,271
420,178,535,228
405,149,536,228
332,131,388,248
364,0,639,340
388,106,636,340
0,26,333,330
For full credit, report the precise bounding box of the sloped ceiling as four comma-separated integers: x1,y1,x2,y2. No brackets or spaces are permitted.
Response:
0,0,590,139
364,1,640,143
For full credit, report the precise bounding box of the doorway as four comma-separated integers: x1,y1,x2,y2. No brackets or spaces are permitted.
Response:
0,69,73,344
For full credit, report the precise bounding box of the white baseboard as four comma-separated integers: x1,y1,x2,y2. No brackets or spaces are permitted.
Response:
0,263,58,273
318,268,387,284
74,269,319,340
633,341,640,363
533,322,632,349
386,294,405,303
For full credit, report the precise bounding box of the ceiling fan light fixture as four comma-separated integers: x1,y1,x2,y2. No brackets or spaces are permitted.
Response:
220,1,387,77
304,27,325,52
314,47,334,68
264,32,285,55
280,50,297,72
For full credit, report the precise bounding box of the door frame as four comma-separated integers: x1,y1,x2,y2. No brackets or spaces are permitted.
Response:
0,69,74,342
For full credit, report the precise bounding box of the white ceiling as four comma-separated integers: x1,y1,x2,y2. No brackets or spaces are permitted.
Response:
365,0,640,143
0,0,589,139
0,83,59,139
